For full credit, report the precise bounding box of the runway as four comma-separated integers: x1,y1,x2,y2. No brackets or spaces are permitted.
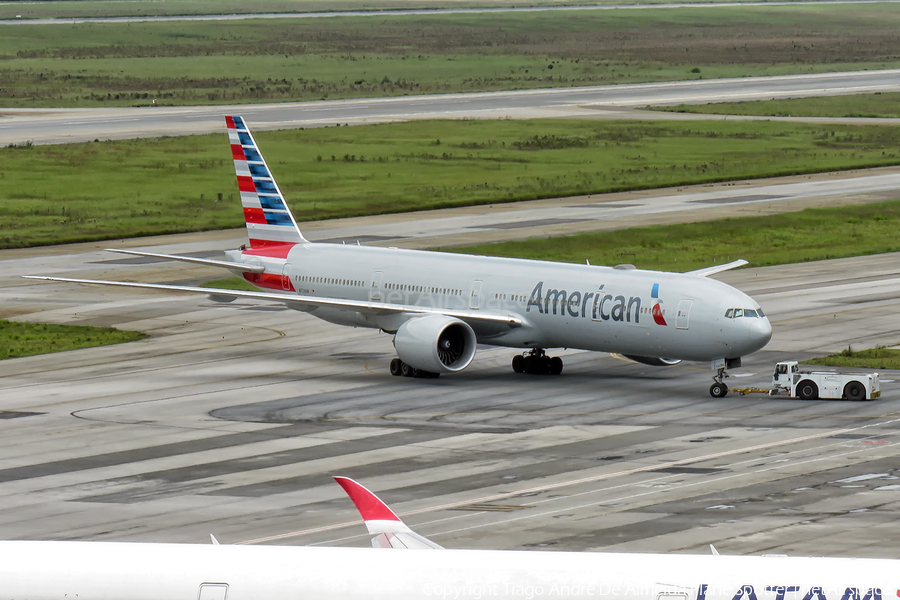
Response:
3,69,900,146
3,181,900,556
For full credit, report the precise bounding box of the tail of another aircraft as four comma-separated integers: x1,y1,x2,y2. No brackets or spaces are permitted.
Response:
226,116,307,251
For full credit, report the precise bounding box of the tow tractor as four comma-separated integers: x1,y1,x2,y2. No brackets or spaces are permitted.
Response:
715,360,881,400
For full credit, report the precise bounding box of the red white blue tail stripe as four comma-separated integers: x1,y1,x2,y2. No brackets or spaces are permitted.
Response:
226,116,306,251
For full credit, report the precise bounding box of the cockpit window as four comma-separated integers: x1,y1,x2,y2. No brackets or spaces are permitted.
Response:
724,308,734,318
757,308,765,317
743,309,758,317
733,309,743,318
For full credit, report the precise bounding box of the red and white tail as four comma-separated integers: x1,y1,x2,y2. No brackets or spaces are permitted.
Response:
226,116,307,251
334,476,444,550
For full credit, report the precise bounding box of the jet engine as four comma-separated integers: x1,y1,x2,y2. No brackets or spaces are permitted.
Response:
393,315,477,374
622,355,682,367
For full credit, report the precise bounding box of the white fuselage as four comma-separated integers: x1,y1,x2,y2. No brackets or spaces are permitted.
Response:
0,541,889,600
235,243,771,361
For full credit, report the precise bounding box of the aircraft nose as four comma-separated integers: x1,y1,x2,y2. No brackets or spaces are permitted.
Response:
748,317,773,350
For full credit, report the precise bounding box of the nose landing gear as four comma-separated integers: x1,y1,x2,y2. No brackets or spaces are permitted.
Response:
511,348,563,375
709,358,741,397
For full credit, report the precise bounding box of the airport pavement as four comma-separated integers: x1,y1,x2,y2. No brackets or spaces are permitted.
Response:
2,186,900,557
2,70,900,146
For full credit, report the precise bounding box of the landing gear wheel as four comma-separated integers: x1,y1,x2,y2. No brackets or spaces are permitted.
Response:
512,354,525,374
709,382,728,398
797,380,818,400
844,381,866,401
400,362,415,377
549,356,563,375
390,358,403,377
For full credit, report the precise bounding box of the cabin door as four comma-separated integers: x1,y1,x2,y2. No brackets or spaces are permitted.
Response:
657,593,688,600
370,270,384,301
469,280,484,310
281,263,293,291
675,299,693,330
198,584,229,600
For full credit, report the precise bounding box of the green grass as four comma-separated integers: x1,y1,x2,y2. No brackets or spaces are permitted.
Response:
4,118,900,249
654,92,900,118
0,320,147,360
446,199,900,272
1,6,899,106
200,277,259,292
804,347,900,370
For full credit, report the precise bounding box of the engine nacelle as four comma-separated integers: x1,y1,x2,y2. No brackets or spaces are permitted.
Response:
393,315,477,374
622,355,682,367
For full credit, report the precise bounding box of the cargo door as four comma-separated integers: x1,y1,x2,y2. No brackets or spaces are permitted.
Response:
675,299,693,330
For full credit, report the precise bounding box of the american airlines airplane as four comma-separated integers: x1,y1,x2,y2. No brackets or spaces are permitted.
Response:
0,476,891,600
26,116,771,397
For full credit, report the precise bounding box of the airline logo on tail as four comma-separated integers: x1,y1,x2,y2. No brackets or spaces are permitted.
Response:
226,115,305,253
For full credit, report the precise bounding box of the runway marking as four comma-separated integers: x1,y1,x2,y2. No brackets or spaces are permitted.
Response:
236,417,900,545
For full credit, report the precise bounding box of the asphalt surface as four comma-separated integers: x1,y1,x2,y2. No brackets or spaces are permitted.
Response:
2,1,897,25
3,180,900,556
3,70,900,146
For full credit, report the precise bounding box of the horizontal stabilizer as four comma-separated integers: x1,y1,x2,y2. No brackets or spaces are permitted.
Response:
334,477,443,550
686,259,748,277
106,249,265,274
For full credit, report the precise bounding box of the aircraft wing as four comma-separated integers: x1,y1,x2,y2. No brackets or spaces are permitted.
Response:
685,259,748,277
335,476,443,549
21,276,523,328
105,249,265,273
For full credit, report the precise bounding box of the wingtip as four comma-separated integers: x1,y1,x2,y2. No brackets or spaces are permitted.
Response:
334,476,402,523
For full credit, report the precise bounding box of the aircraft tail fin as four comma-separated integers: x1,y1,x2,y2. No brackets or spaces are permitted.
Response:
226,116,307,251
334,476,444,550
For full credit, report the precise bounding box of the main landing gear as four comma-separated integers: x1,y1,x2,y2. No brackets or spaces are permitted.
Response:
389,358,440,379
511,348,563,376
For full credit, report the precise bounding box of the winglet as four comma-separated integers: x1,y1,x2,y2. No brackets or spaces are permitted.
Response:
710,544,720,556
334,476,410,534
210,534,220,545
334,476,443,549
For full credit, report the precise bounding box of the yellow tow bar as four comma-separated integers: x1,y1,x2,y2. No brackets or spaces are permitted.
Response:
731,387,772,396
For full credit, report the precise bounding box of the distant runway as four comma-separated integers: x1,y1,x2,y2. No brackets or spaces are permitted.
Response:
3,177,900,554
2,1,898,26
2,70,900,146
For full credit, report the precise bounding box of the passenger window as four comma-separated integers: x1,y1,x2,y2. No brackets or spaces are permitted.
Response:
725,309,734,318
733,309,743,318
744,309,757,317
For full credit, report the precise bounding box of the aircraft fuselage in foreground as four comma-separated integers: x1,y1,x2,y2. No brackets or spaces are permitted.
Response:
0,540,889,600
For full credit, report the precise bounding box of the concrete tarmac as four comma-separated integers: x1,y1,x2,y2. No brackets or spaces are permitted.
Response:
3,70,900,145
3,186,900,557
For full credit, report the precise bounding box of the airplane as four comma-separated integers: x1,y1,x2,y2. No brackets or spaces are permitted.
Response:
25,116,771,397
0,476,891,600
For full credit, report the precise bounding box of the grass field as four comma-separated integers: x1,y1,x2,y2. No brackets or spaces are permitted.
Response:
804,347,900,370
4,118,900,248
1,6,898,107
0,320,147,360
444,199,900,272
201,277,258,292
655,92,900,118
